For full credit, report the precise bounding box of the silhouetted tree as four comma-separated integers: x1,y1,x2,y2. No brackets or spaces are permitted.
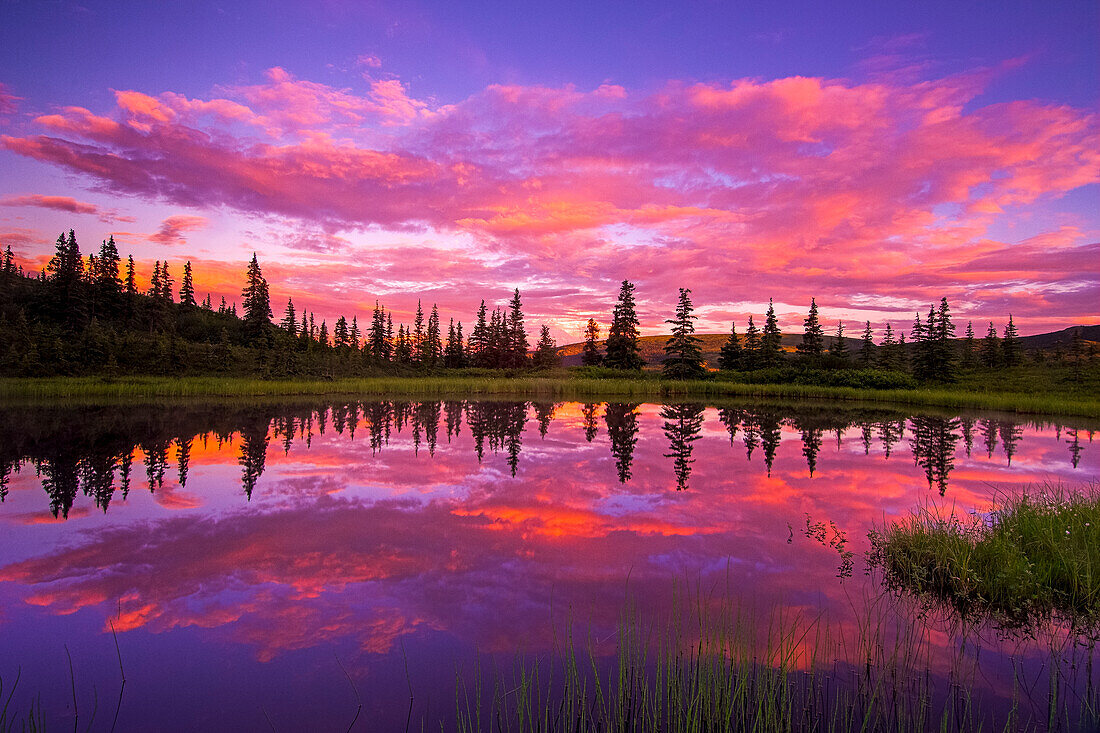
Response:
742,315,762,370
605,280,644,370
761,299,782,367
179,260,196,307
582,318,603,366
828,320,848,360
241,253,272,340
718,321,742,371
1002,315,1022,366
663,288,705,380
859,321,874,366
533,325,560,368
980,321,1001,368
797,298,825,359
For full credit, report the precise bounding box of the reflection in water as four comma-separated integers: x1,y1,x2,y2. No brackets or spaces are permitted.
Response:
0,399,1097,728
0,401,1096,514
661,403,705,490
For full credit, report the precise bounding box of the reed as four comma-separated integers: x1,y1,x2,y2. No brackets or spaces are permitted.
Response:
451,584,1100,731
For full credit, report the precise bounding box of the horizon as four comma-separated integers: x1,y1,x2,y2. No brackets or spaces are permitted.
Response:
1,1,1097,341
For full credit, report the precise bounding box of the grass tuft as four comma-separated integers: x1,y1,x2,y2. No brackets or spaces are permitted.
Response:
869,483,1100,633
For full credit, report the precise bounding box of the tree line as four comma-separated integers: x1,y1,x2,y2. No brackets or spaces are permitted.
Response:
0,229,1087,381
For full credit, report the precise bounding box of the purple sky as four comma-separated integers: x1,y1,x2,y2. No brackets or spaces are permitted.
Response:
1,0,1096,339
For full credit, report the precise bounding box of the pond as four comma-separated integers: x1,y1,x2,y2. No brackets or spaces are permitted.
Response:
0,398,1096,730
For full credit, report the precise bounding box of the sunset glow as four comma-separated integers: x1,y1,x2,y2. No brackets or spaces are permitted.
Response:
1,1,1096,339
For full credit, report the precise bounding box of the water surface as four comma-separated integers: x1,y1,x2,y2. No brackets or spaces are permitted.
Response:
0,398,1096,730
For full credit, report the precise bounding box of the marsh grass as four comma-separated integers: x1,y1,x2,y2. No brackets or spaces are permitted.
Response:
452,585,1099,732
1,375,1098,417
869,483,1100,634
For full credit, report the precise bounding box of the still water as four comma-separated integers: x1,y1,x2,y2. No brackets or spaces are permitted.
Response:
0,398,1096,730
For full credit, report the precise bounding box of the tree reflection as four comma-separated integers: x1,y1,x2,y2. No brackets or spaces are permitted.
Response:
661,403,705,490
604,403,640,484
908,416,960,495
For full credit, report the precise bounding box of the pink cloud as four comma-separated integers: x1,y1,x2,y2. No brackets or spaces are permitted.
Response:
148,214,209,246
0,193,135,224
1,65,1097,335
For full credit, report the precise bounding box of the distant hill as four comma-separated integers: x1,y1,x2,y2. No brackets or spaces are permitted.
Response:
556,325,1100,369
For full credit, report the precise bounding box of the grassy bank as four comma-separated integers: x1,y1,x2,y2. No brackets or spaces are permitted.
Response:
869,484,1100,632
1,372,1098,417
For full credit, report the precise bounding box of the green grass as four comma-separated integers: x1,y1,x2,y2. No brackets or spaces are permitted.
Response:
869,483,1100,633
1,372,1098,417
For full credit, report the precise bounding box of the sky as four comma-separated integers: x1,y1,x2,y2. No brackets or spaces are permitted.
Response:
0,0,1097,340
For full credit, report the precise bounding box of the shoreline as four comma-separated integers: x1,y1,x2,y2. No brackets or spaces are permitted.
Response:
2,375,1098,418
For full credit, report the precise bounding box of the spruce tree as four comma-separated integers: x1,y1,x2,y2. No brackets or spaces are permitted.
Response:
828,320,849,360
761,299,782,367
96,236,122,298
413,301,425,362
350,316,361,350
333,316,349,348
980,322,1001,368
533,325,560,368
743,315,762,370
933,297,956,380
796,298,824,359
859,321,874,366
507,288,529,368
582,318,603,366
605,280,644,370
159,262,174,302
878,323,897,370
469,300,488,365
426,304,442,366
318,319,329,347
241,253,272,339
179,261,196,306
962,321,977,368
281,299,297,335
663,288,705,380
718,321,742,371
1002,315,1021,366
125,256,137,295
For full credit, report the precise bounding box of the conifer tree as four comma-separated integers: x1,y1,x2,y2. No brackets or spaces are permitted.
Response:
125,256,137,295
413,301,425,362
1002,314,1021,366
468,300,488,365
333,316,349,348
369,302,390,361
663,288,705,380
241,253,272,339
933,297,956,380
507,288,529,368
445,318,466,368
533,325,560,368
718,321,742,371
605,280,644,370
962,321,977,368
742,315,762,370
96,236,122,298
859,321,874,366
318,319,329,347
981,321,1000,368
878,323,897,370
761,299,782,367
159,262,173,301
394,325,412,363
425,304,442,367
149,261,163,298
350,316,361,351
179,261,196,306
281,299,297,335
796,298,824,359
828,320,848,360
582,318,602,366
